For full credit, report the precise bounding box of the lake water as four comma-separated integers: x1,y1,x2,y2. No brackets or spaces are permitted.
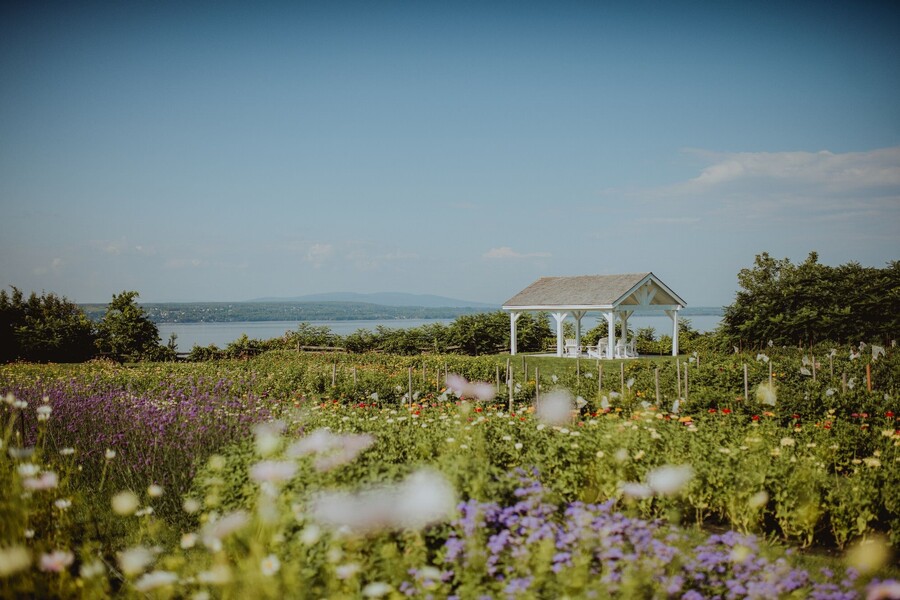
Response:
158,314,722,352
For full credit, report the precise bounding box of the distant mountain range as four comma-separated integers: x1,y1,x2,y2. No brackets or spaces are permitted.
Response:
248,292,497,309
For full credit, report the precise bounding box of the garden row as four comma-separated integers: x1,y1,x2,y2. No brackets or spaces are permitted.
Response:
0,345,898,597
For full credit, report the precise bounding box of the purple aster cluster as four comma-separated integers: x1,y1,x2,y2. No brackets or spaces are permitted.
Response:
422,469,880,599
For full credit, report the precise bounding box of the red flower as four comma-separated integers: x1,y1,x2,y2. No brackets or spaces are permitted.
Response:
722,408,732,415
475,407,483,413
752,415,760,421
792,414,801,420
886,411,895,418
824,423,831,429
708,408,717,414
851,413,859,418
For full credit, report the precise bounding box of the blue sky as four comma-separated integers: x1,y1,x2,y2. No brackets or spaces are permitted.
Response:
1,1,898,306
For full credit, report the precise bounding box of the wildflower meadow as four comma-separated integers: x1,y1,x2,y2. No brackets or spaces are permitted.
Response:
1,344,899,598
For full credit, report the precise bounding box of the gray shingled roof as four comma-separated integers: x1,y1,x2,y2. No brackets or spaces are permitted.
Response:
502,273,684,308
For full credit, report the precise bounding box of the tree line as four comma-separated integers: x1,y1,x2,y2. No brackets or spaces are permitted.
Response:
3,252,897,363
0,289,172,363
720,252,899,348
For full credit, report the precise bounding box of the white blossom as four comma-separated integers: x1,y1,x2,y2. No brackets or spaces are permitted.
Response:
134,570,178,591
39,550,74,573
535,390,575,425
0,546,31,577
647,465,694,495
112,491,140,516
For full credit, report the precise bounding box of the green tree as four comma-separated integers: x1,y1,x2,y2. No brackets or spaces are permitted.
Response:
722,252,900,346
95,291,162,361
0,287,95,362
448,312,509,355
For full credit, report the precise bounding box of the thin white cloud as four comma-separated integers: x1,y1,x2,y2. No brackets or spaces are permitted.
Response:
33,257,63,276
91,238,156,257
483,246,552,259
305,243,334,268
628,146,900,228
677,146,900,193
164,258,206,269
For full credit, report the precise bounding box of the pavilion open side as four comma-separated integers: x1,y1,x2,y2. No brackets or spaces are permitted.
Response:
502,272,687,358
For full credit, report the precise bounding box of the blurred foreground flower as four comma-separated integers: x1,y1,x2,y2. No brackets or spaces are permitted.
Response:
445,374,496,401
646,465,694,496
39,550,74,573
755,382,777,406
201,510,250,550
536,390,575,425
112,490,140,516
117,546,155,576
250,460,297,485
847,535,891,575
260,554,281,576
287,430,375,472
867,580,900,600
0,546,31,577
253,421,286,456
134,570,178,592
23,471,58,491
309,468,456,534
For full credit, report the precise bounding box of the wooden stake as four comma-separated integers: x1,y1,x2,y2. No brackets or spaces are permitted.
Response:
684,363,689,403
332,363,337,387
811,354,816,382
743,363,749,401
676,358,682,398
654,367,660,404
508,366,514,413
866,363,872,392
768,361,773,386
841,371,847,393
496,364,500,393
576,357,580,378
598,362,603,393
620,362,625,396
535,366,540,404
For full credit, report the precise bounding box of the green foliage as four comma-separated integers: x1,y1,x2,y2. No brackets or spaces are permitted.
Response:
0,287,95,363
448,312,509,355
1,345,899,597
94,291,163,362
722,252,900,347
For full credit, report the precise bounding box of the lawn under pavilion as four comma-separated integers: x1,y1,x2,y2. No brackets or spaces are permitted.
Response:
502,273,687,359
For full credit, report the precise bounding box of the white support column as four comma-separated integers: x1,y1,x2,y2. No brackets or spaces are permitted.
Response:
620,310,633,357
666,309,679,356
573,310,585,357
605,311,615,359
552,312,568,357
509,311,522,356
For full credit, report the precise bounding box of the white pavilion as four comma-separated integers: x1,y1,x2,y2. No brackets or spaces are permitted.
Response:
502,273,686,358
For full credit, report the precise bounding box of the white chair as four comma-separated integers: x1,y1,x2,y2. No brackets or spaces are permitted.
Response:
564,339,580,357
587,339,607,359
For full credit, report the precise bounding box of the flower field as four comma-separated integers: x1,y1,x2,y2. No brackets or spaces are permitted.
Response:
1,345,899,598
